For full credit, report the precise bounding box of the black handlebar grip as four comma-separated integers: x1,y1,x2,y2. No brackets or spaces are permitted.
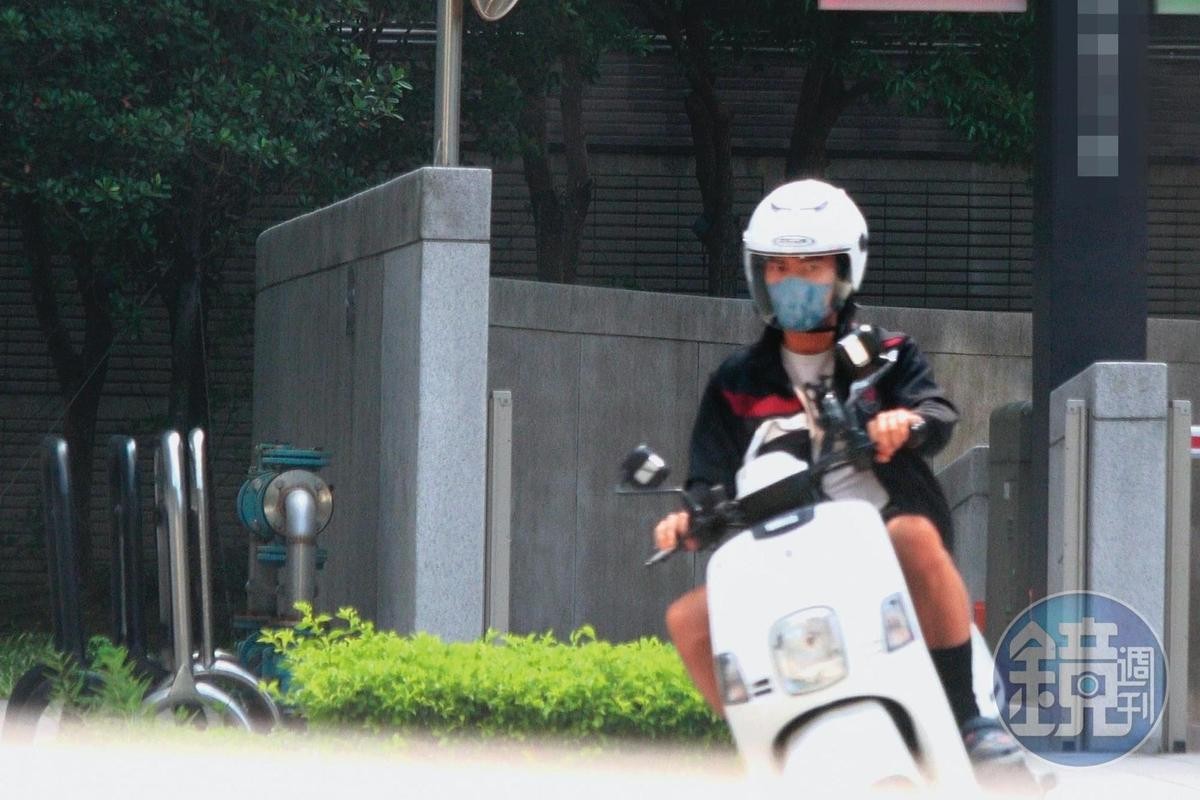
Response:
907,417,928,449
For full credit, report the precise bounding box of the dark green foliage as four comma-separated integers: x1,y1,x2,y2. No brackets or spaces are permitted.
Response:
0,633,54,697
0,1,420,613
0,635,150,721
0,1,414,245
261,605,729,743
891,10,1034,164
461,0,642,160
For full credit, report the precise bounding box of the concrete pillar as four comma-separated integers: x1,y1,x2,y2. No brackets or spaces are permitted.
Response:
937,445,989,609
985,401,1035,645
1047,362,1167,638
255,166,491,640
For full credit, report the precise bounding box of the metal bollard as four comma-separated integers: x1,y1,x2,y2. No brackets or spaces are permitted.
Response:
41,436,85,663
187,429,216,669
159,431,195,684
142,431,252,730
107,435,146,661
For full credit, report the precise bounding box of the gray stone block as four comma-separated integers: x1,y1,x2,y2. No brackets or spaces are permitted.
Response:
409,241,490,640
1086,417,1167,630
1050,362,1168,443
257,168,491,641
988,402,1033,463
1047,362,1168,649
938,445,989,507
257,167,491,291
937,446,990,604
376,245,422,632
985,401,1034,643
254,258,386,619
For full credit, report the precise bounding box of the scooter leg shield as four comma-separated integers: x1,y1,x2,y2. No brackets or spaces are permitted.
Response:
779,701,923,791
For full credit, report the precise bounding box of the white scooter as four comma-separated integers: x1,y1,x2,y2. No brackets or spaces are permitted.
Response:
622,326,1019,793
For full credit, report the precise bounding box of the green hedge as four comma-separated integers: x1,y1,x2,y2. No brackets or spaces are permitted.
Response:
0,633,54,698
262,605,728,743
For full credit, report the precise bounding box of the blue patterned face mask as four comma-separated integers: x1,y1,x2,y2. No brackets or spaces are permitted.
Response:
767,277,834,331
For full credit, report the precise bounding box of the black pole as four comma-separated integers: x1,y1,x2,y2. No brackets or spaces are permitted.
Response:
1030,0,1149,598
41,436,85,663
108,435,147,660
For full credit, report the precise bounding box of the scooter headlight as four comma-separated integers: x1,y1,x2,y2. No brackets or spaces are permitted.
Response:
770,607,847,694
881,593,915,651
714,652,750,706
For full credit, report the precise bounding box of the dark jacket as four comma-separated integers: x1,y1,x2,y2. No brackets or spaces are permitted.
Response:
686,315,959,547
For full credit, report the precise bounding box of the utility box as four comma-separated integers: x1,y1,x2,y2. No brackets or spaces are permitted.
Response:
985,401,1033,645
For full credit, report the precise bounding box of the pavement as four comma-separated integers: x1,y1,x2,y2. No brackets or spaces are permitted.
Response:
2,698,1198,798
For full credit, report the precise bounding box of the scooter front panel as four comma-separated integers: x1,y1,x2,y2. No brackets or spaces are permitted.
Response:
703,499,977,786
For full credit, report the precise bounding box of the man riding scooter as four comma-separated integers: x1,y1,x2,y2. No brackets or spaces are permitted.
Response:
653,179,1022,771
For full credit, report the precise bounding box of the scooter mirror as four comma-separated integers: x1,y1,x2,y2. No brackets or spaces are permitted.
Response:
619,445,670,490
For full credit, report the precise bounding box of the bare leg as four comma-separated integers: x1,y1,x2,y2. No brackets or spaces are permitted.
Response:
886,514,970,648
665,585,722,716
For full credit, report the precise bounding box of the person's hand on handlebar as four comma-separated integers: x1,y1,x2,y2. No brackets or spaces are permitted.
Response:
867,408,924,463
654,510,701,553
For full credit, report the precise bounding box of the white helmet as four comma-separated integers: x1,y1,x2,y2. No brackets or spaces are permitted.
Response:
742,179,869,328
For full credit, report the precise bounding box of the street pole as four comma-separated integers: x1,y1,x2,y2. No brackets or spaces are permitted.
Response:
434,0,464,166
1029,0,1149,598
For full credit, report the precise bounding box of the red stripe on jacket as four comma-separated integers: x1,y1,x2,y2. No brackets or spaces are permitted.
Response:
721,390,803,418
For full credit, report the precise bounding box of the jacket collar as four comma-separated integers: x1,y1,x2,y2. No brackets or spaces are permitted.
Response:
750,301,859,398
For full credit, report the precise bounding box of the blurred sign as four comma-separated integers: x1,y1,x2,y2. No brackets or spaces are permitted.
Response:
1190,425,1200,458
819,0,1026,9
1156,0,1200,13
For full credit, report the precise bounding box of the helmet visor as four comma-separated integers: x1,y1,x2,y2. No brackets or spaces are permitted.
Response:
744,251,853,329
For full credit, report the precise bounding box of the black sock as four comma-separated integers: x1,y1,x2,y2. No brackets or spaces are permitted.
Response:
930,640,980,727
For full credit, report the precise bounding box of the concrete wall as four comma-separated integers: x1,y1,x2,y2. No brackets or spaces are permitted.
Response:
487,280,758,642
1149,321,1200,733
490,281,1200,666
488,280,1036,641
255,167,491,640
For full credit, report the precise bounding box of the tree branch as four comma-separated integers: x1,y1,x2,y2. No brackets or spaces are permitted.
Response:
559,44,593,285
17,195,81,393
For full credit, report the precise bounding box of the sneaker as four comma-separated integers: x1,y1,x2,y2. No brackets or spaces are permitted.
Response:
961,715,1022,764
961,716,1041,795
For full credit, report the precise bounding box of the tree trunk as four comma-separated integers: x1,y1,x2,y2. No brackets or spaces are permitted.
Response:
18,196,114,592
786,15,880,181
518,83,568,283
786,54,875,181
558,46,594,286
648,2,741,296
787,53,839,179
163,267,209,434
683,89,739,296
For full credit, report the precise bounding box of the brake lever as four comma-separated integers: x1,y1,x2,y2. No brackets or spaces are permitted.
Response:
643,491,710,568
644,547,676,567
